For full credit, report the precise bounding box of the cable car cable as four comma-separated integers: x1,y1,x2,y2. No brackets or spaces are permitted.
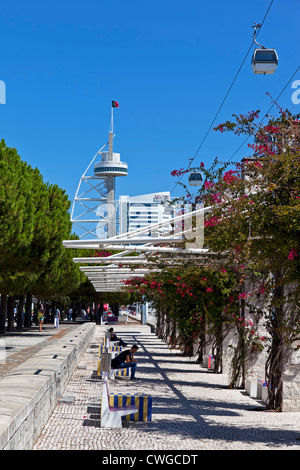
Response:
226,63,300,163
170,0,274,195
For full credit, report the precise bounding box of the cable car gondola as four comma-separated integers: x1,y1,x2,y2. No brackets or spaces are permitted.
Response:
251,48,278,74
188,171,203,186
251,23,278,75
254,131,274,145
187,158,203,186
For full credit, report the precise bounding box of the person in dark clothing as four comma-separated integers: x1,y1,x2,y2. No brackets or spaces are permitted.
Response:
111,345,139,380
108,327,127,347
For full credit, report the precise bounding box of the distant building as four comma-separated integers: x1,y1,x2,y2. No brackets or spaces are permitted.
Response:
118,192,172,237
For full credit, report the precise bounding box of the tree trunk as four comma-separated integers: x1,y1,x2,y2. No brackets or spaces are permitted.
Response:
24,292,32,328
0,294,7,335
17,295,25,330
265,271,284,411
229,298,246,388
95,303,102,324
211,319,223,373
195,327,206,364
7,295,15,331
156,308,162,337
112,303,119,316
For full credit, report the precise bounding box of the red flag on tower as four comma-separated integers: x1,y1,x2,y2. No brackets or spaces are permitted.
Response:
112,100,119,108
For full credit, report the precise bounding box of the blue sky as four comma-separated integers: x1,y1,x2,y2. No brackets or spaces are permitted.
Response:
1,0,299,228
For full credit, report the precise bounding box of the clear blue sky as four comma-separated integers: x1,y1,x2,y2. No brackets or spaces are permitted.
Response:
1,0,299,221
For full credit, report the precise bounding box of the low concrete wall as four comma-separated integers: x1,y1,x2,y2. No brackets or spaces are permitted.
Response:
0,322,95,450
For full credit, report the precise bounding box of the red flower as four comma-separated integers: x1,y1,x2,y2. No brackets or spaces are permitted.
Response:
288,249,298,260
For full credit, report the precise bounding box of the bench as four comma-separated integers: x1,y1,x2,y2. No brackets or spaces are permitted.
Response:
109,314,128,323
257,379,269,403
113,367,130,378
100,379,138,428
108,392,152,421
103,331,122,349
203,354,214,369
99,345,122,354
208,354,214,369
245,378,258,397
245,378,270,403
102,315,128,324
107,316,119,323
98,359,130,379
98,348,130,380
118,314,128,323
101,315,118,324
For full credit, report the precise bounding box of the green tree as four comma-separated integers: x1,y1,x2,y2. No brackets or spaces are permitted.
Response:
0,141,85,332
0,141,38,333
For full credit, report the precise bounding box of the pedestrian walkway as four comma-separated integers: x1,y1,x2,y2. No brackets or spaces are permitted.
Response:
32,322,300,451
0,324,75,376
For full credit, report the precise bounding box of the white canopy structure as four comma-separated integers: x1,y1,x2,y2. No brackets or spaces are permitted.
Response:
63,204,212,292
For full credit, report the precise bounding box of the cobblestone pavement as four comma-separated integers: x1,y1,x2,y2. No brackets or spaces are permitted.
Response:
32,323,300,451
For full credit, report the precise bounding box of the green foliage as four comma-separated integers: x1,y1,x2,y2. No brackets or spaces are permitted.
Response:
125,265,239,359
172,103,300,408
0,140,36,270
0,140,86,332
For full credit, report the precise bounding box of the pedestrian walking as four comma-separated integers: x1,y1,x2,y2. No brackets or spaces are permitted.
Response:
68,307,73,321
37,305,44,332
54,307,60,328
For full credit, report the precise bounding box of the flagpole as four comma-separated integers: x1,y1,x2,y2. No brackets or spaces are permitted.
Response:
110,105,114,135
109,105,113,161
107,103,115,237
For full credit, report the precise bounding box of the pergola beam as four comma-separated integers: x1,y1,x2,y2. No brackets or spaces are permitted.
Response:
64,205,214,292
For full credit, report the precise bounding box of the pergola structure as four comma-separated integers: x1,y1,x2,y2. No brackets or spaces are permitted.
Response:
63,204,212,293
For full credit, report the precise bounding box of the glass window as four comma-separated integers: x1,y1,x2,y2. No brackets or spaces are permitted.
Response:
189,173,202,180
254,50,277,62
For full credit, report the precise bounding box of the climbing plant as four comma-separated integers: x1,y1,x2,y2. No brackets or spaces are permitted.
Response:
124,265,239,368
170,100,300,410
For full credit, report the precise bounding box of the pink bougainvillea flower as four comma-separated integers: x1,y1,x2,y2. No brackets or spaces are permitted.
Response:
288,249,298,260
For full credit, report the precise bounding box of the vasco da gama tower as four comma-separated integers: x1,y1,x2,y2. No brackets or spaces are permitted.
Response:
70,101,128,239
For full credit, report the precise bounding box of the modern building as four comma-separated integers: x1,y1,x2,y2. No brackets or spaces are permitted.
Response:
118,192,172,238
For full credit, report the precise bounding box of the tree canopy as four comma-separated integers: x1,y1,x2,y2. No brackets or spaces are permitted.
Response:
0,140,87,332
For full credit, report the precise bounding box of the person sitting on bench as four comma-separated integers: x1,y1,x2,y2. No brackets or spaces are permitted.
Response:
108,327,127,347
111,345,139,380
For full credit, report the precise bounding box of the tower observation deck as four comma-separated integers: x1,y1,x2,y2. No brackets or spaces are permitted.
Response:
70,101,127,239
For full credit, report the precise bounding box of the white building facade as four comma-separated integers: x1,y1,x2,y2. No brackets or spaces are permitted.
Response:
118,192,172,238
